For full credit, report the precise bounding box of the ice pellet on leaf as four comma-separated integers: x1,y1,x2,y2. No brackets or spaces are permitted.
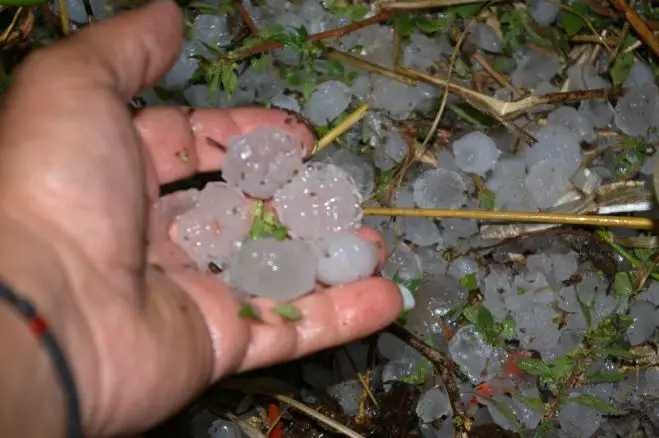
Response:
452,131,500,175
303,80,351,126
223,127,305,199
226,238,316,302
413,168,468,209
274,163,363,240
313,231,378,285
176,182,251,270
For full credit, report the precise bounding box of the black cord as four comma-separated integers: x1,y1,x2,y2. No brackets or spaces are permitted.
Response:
0,283,83,438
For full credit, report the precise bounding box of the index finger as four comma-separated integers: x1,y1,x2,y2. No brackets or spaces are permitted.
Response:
134,106,316,185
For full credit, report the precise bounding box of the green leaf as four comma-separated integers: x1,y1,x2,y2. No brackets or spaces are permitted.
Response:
570,394,629,416
399,357,432,384
452,2,484,19
516,358,553,378
325,59,345,78
273,304,303,321
613,272,634,298
250,55,272,72
238,304,263,322
585,370,632,383
415,16,449,33
406,278,422,294
634,247,655,262
560,11,584,36
576,290,592,330
270,224,289,241
534,421,558,438
476,305,495,335
221,67,238,100
395,15,415,38
463,305,479,325
460,273,478,290
501,316,516,340
602,346,643,360
478,190,496,210
610,52,635,86
510,391,545,413
548,355,574,379
480,396,523,433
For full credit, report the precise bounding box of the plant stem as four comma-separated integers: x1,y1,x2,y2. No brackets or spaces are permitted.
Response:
379,0,485,10
386,323,471,438
233,0,258,34
231,11,394,61
363,207,658,230
609,0,659,59
313,103,369,155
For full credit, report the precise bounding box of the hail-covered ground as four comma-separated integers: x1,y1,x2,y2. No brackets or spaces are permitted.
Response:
54,0,659,436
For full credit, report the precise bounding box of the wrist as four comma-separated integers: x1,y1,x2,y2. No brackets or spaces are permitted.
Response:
0,212,97,437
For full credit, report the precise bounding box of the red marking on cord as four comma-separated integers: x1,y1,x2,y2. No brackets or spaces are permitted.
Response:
29,316,48,336
268,404,283,438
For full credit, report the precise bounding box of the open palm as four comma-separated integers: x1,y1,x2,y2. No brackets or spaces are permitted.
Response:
0,1,402,436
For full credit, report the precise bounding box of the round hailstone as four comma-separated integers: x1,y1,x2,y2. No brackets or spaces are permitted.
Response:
526,0,559,25
222,127,305,199
413,168,468,209
524,125,582,177
452,131,500,175
313,231,378,285
614,83,659,136
193,14,233,49
176,182,251,270
374,129,407,170
546,106,597,143
624,60,655,88
226,238,316,302
524,158,573,208
303,80,351,126
325,148,375,197
468,24,503,53
273,163,363,240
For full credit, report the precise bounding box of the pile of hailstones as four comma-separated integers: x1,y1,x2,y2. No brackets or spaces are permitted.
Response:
172,127,379,302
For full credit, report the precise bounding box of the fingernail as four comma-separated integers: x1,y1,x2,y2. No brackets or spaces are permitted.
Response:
397,283,416,311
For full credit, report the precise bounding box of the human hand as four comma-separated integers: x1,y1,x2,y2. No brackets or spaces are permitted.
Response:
0,1,402,436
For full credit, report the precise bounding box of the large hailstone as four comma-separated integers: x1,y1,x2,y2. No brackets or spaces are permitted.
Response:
303,80,351,126
222,127,305,199
313,231,378,285
176,182,252,270
413,168,468,209
452,131,500,176
226,238,317,302
273,163,363,240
